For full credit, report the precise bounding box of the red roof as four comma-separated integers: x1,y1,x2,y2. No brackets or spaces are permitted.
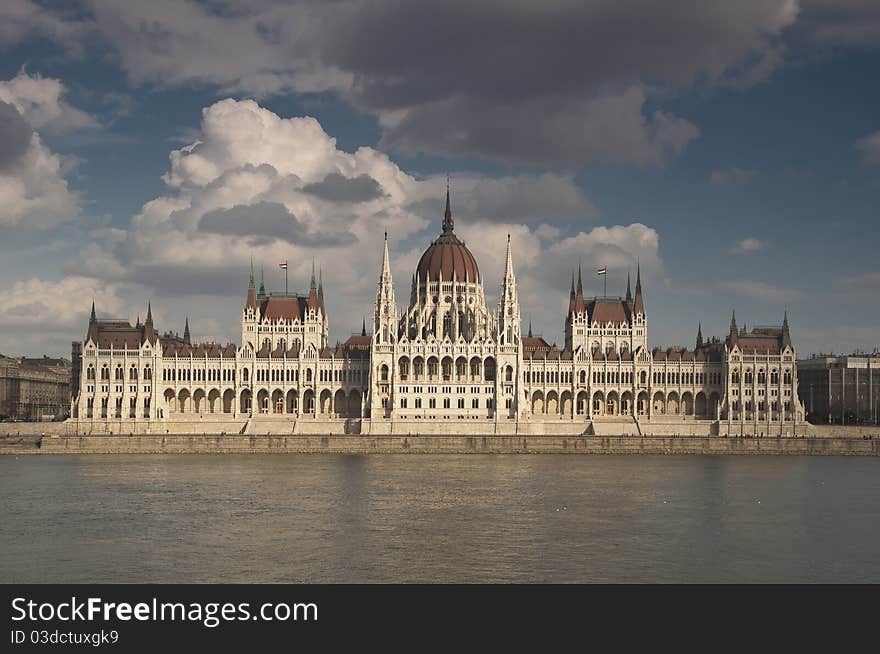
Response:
416,232,480,282
588,298,630,325
261,297,306,321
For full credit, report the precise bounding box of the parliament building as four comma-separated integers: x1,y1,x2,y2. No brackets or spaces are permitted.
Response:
70,190,807,437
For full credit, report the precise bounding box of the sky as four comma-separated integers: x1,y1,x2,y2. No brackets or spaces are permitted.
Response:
0,0,879,359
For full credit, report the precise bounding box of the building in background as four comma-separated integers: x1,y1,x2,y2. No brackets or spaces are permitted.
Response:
798,353,880,425
0,355,71,421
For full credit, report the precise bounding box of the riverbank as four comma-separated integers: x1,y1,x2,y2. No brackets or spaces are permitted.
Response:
2,433,878,455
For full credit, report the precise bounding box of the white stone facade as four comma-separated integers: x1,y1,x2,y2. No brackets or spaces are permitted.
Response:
70,194,806,436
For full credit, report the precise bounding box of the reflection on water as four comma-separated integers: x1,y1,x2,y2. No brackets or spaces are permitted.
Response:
1,455,878,583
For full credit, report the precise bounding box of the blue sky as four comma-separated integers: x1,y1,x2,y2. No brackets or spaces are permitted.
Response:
0,1,878,358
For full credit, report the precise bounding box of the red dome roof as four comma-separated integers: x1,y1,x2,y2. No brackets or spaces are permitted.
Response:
416,233,480,282
415,186,480,282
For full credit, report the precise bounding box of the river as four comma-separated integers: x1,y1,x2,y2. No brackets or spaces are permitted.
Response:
2,454,878,583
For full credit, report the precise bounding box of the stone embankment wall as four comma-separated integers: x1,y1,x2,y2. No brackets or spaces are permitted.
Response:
7,433,876,455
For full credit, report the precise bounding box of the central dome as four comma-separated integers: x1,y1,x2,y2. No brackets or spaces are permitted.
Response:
415,187,481,283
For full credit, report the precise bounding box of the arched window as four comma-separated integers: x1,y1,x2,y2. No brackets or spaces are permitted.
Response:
380,364,389,381
306,368,313,382
745,370,753,384
100,366,109,380
87,365,95,380
505,365,513,382
115,365,124,380
640,370,646,384
129,366,138,380
579,370,586,384
242,368,249,382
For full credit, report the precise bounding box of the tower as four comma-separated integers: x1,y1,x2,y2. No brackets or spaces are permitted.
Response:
370,232,398,419
496,234,523,419
497,235,521,347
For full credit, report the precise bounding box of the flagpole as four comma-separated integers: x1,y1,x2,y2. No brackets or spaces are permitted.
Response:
285,268,288,295
604,269,607,298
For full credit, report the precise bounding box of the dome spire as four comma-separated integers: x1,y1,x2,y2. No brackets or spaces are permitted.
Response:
443,174,454,233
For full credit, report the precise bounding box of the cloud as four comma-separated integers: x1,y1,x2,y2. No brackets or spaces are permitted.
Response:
842,271,880,289
199,201,356,247
732,237,765,253
711,167,756,185
0,100,33,171
0,73,97,231
0,71,99,132
302,173,386,203
856,131,880,165
6,1,805,165
57,98,654,347
719,279,804,303
0,275,131,328
794,0,880,49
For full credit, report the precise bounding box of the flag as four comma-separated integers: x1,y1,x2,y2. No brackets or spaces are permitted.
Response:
597,266,606,275
279,262,288,270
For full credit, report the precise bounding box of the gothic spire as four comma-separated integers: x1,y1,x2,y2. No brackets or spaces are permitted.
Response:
576,262,583,296
362,316,367,337
146,301,153,325
183,316,191,345
528,320,533,338
626,270,632,303
696,322,703,349
89,300,96,323
503,233,514,279
249,256,254,289
782,309,791,348
442,176,454,234
310,260,316,291
729,309,738,338
633,262,645,314
259,265,265,295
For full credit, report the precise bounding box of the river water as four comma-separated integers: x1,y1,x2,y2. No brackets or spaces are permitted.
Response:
1,455,878,583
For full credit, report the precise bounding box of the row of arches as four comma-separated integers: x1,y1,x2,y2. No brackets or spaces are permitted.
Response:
163,388,365,417
529,389,722,418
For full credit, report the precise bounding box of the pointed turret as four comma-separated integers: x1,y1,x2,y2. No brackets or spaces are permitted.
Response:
729,309,738,339
782,309,792,348
625,270,633,303
528,321,533,339
497,233,521,345
442,178,454,234
246,260,257,311
633,263,645,315
259,265,266,297
573,263,586,314
136,314,141,329
183,316,191,346
696,322,703,350
86,299,99,344
318,266,325,312
568,271,576,315
143,301,156,344
362,316,367,337
374,232,396,343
